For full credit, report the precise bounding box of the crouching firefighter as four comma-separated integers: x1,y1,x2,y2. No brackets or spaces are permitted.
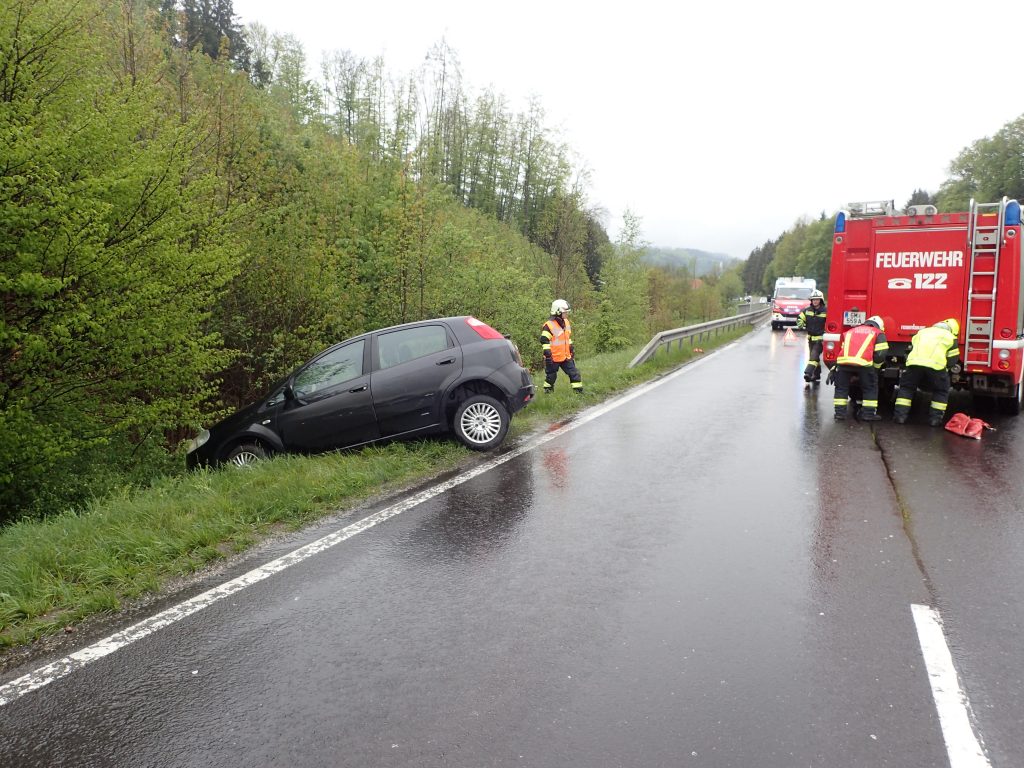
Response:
833,315,888,421
541,299,583,394
797,289,827,383
893,318,961,426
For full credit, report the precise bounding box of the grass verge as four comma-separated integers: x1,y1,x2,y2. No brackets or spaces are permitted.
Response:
0,323,753,651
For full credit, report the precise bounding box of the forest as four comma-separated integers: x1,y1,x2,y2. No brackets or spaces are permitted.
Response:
0,0,746,522
2,0,1020,524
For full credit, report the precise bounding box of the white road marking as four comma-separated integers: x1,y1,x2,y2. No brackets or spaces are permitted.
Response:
0,344,729,707
911,603,991,767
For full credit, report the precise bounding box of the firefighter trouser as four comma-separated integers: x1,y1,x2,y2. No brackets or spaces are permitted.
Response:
833,365,878,418
894,366,950,424
544,357,583,392
804,339,823,381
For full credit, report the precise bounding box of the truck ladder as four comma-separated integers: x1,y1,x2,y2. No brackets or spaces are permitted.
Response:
964,197,1006,368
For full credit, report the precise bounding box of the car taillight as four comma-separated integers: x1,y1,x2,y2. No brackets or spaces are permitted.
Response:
465,316,504,339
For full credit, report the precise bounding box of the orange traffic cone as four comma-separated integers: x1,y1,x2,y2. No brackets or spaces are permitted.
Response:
784,327,797,344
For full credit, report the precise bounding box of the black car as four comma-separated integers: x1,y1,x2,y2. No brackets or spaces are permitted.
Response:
186,316,535,468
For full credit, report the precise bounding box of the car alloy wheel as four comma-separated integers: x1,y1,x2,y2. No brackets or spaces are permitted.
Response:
454,395,509,450
226,442,267,467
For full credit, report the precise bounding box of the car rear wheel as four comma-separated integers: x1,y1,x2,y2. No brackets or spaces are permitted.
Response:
453,395,509,451
225,442,267,467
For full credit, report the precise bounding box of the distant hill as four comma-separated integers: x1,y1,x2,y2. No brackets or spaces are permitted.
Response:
641,247,740,276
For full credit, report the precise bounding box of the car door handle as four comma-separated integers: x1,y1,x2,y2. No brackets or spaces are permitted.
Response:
349,385,367,392
436,357,456,365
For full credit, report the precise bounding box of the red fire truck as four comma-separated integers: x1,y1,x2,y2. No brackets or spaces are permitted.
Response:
822,197,1024,414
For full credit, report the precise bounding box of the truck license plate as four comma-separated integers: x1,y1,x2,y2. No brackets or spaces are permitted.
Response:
844,310,866,326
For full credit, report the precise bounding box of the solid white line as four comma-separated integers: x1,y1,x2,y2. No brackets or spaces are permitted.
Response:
911,603,991,768
0,342,733,707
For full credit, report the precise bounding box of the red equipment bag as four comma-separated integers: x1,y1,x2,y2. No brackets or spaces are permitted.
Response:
944,412,995,440
965,417,994,439
943,412,971,436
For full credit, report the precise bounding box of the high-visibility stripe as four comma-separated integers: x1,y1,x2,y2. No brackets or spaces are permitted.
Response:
896,398,912,407
863,400,878,408
833,398,848,406
932,401,948,412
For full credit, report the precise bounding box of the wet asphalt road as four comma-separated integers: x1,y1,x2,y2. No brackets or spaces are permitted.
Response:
2,325,1023,767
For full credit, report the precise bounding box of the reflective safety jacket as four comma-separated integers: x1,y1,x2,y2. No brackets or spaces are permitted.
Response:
797,302,827,340
906,325,960,370
838,324,888,367
541,317,574,362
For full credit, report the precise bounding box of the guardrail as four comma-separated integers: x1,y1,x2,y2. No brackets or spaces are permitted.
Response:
628,306,772,368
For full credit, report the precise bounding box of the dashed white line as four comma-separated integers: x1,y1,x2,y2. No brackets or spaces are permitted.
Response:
0,343,730,707
911,603,991,767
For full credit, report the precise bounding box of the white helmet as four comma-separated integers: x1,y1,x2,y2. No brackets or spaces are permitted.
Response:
867,315,885,332
551,299,570,315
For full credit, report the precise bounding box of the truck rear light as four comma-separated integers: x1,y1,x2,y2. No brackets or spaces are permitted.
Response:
998,360,1010,370
826,322,838,332
825,342,835,351
999,349,1010,360
1001,328,1013,339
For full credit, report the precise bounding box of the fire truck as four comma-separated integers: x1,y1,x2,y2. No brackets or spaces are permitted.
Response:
822,197,1024,414
771,276,817,330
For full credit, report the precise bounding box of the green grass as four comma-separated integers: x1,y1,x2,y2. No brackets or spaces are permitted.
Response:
0,323,751,649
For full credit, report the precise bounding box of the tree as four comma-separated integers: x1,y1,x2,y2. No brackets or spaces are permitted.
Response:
938,116,1024,211
904,188,936,210
592,212,649,352
0,0,242,518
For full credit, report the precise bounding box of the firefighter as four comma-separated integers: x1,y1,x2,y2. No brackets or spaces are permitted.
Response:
541,299,583,394
893,318,961,426
797,289,827,383
832,315,888,421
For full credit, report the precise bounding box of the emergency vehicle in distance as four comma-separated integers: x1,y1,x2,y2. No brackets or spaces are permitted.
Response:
771,276,817,330
822,197,1024,414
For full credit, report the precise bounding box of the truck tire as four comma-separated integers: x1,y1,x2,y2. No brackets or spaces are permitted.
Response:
999,384,1023,415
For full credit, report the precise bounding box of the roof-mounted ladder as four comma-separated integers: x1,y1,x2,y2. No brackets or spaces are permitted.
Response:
964,197,1007,368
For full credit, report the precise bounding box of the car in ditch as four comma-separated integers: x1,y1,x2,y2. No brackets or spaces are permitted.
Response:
186,316,535,468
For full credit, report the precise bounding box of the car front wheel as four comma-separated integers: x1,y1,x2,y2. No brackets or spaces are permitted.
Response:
225,442,267,467
453,395,509,451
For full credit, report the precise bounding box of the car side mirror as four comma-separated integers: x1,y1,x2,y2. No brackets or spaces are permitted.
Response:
284,383,296,401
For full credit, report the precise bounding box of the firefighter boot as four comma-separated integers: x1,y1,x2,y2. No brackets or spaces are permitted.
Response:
893,412,908,425
928,413,944,427
860,409,881,422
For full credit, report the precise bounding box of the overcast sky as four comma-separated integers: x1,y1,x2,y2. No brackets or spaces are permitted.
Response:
231,0,1024,261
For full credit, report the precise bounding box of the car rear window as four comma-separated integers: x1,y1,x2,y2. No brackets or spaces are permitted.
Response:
377,325,450,369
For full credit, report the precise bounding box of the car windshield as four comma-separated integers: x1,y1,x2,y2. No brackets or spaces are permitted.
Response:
777,287,812,299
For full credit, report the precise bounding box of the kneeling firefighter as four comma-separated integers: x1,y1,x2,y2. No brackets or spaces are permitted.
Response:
833,315,888,421
893,318,961,426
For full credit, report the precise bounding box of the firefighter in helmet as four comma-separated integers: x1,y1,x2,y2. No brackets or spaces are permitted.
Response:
541,299,583,394
893,318,961,426
797,289,827,384
832,315,888,421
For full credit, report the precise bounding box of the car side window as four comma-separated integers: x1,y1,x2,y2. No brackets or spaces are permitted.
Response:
377,326,450,369
266,387,287,407
293,340,365,397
